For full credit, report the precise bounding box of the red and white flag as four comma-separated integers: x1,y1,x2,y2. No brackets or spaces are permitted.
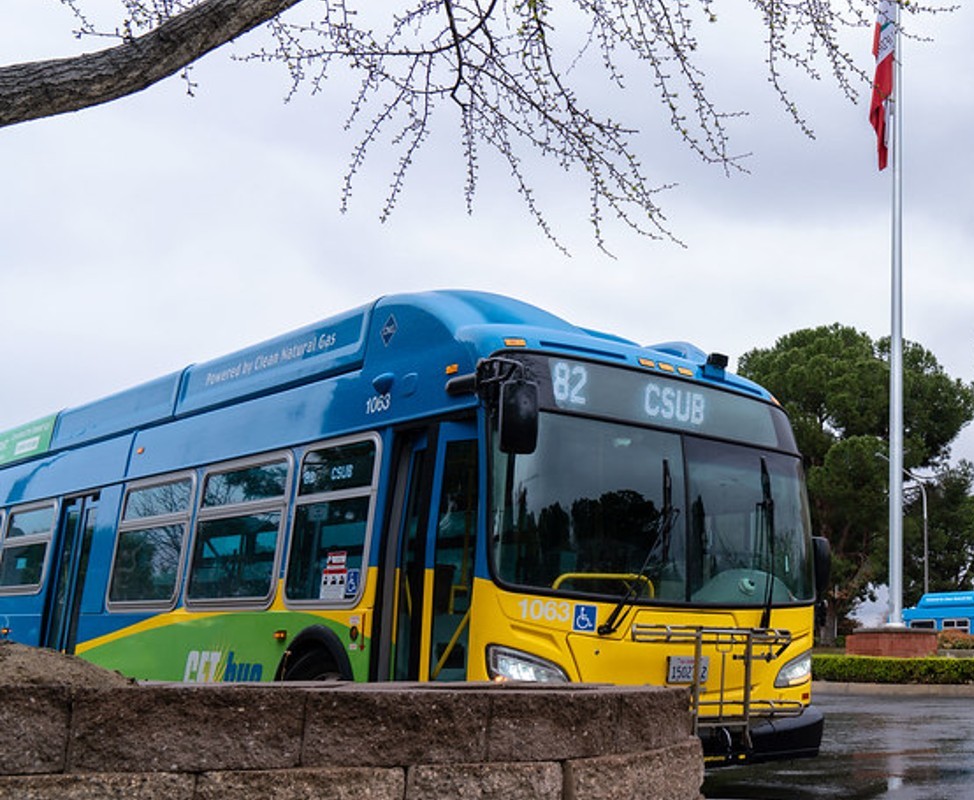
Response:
869,0,896,170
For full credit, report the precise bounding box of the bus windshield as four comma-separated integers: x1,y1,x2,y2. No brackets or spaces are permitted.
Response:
490,411,815,606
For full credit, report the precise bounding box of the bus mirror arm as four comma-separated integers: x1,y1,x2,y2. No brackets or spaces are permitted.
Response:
445,356,530,399
445,372,478,396
446,357,540,454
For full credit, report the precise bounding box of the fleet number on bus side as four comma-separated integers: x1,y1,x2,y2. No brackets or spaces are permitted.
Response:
365,393,391,414
518,598,571,623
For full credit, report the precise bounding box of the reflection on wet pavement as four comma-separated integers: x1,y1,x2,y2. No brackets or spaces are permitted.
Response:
703,689,974,799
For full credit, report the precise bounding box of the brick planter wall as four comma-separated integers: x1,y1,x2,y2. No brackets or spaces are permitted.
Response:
0,682,704,800
845,628,938,658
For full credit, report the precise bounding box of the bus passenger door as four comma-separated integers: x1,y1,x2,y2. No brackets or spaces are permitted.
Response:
378,421,479,682
42,494,98,653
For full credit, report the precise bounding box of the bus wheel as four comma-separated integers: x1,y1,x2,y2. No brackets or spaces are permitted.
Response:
281,649,344,682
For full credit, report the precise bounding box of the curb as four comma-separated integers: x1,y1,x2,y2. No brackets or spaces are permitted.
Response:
813,680,974,697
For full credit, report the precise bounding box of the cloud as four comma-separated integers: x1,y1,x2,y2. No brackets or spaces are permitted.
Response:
1,0,972,464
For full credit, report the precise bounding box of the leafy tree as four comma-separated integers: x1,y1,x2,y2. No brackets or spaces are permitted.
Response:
902,462,974,607
738,324,974,638
0,0,943,251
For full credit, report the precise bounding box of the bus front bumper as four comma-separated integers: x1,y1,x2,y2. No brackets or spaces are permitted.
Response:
701,704,824,765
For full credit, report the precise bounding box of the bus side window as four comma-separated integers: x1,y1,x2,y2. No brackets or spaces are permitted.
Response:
285,437,378,605
186,457,290,606
0,503,57,593
109,476,193,607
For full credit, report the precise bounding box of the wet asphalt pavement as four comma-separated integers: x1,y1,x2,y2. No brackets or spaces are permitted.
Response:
703,685,974,800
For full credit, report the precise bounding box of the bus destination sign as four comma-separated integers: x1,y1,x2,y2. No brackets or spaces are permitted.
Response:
542,357,786,449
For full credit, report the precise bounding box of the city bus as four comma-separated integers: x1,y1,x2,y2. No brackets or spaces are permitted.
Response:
903,592,974,633
0,290,828,763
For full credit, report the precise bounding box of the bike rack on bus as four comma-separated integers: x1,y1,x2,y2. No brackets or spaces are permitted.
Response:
629,623,804,751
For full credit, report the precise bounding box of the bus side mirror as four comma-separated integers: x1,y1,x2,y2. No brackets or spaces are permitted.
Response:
499,379,539,454
813,536,831,599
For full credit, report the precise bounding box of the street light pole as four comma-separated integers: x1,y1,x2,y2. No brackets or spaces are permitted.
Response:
876,453,930,601
903,467,929,597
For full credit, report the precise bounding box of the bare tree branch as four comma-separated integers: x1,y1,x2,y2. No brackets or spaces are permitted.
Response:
0,0,952,252
0,0,301,127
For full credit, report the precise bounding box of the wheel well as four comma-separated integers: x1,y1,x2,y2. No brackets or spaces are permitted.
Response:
275,625,353,681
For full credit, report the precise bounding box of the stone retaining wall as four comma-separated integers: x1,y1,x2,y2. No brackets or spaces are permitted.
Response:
0,682,703,800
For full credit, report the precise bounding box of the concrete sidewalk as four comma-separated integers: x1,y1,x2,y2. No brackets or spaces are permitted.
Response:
813,680,974,697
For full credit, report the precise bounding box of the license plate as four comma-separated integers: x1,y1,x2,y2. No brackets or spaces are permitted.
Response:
666,655,709,684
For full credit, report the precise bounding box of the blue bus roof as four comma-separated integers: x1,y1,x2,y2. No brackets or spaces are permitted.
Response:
0,290,772,471
906,591,974,612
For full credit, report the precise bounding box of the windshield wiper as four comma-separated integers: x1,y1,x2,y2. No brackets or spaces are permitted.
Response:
598,460,679,636
759,457,776,629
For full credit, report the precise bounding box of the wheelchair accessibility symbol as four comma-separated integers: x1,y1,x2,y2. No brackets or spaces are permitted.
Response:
573,604,598,632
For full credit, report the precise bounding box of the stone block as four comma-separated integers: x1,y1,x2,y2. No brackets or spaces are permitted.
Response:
303,685,489,766
609,685,694,752
486,686,616,762
0,772,193,800
565,739,704,800
195,767,405,800
68,685,305,773
0,687,70,775
406,761,562,800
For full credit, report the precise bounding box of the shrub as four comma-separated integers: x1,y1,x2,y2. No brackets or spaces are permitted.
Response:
812,653,974,684
938,631,974,650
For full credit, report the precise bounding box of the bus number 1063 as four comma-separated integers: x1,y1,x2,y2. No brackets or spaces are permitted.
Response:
365,393,391,414
518,598,571,623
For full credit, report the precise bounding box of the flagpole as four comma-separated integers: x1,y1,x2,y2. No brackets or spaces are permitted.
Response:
887,0,905,627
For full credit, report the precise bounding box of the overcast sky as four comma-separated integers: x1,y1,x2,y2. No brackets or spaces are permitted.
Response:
2,1,973,466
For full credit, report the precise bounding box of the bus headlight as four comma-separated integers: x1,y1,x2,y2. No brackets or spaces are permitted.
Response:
774,650,812,688
486,645,569,683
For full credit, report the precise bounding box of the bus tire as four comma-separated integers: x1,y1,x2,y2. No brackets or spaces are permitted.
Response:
281,649,343,681
276,625,353,682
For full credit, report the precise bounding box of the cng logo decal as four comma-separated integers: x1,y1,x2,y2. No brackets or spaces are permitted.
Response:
572,604,598,632
380,314,398,346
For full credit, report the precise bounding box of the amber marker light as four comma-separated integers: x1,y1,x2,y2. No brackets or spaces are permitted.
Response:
136,447,145,455
445,363,459,375
503,337,527,347
638,358,656,369
273,630,288,642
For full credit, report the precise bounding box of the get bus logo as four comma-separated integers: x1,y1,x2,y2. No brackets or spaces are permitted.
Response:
183,650,264,683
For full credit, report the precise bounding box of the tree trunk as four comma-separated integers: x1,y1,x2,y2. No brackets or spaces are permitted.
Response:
818,600,839,646
0,0,303,128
